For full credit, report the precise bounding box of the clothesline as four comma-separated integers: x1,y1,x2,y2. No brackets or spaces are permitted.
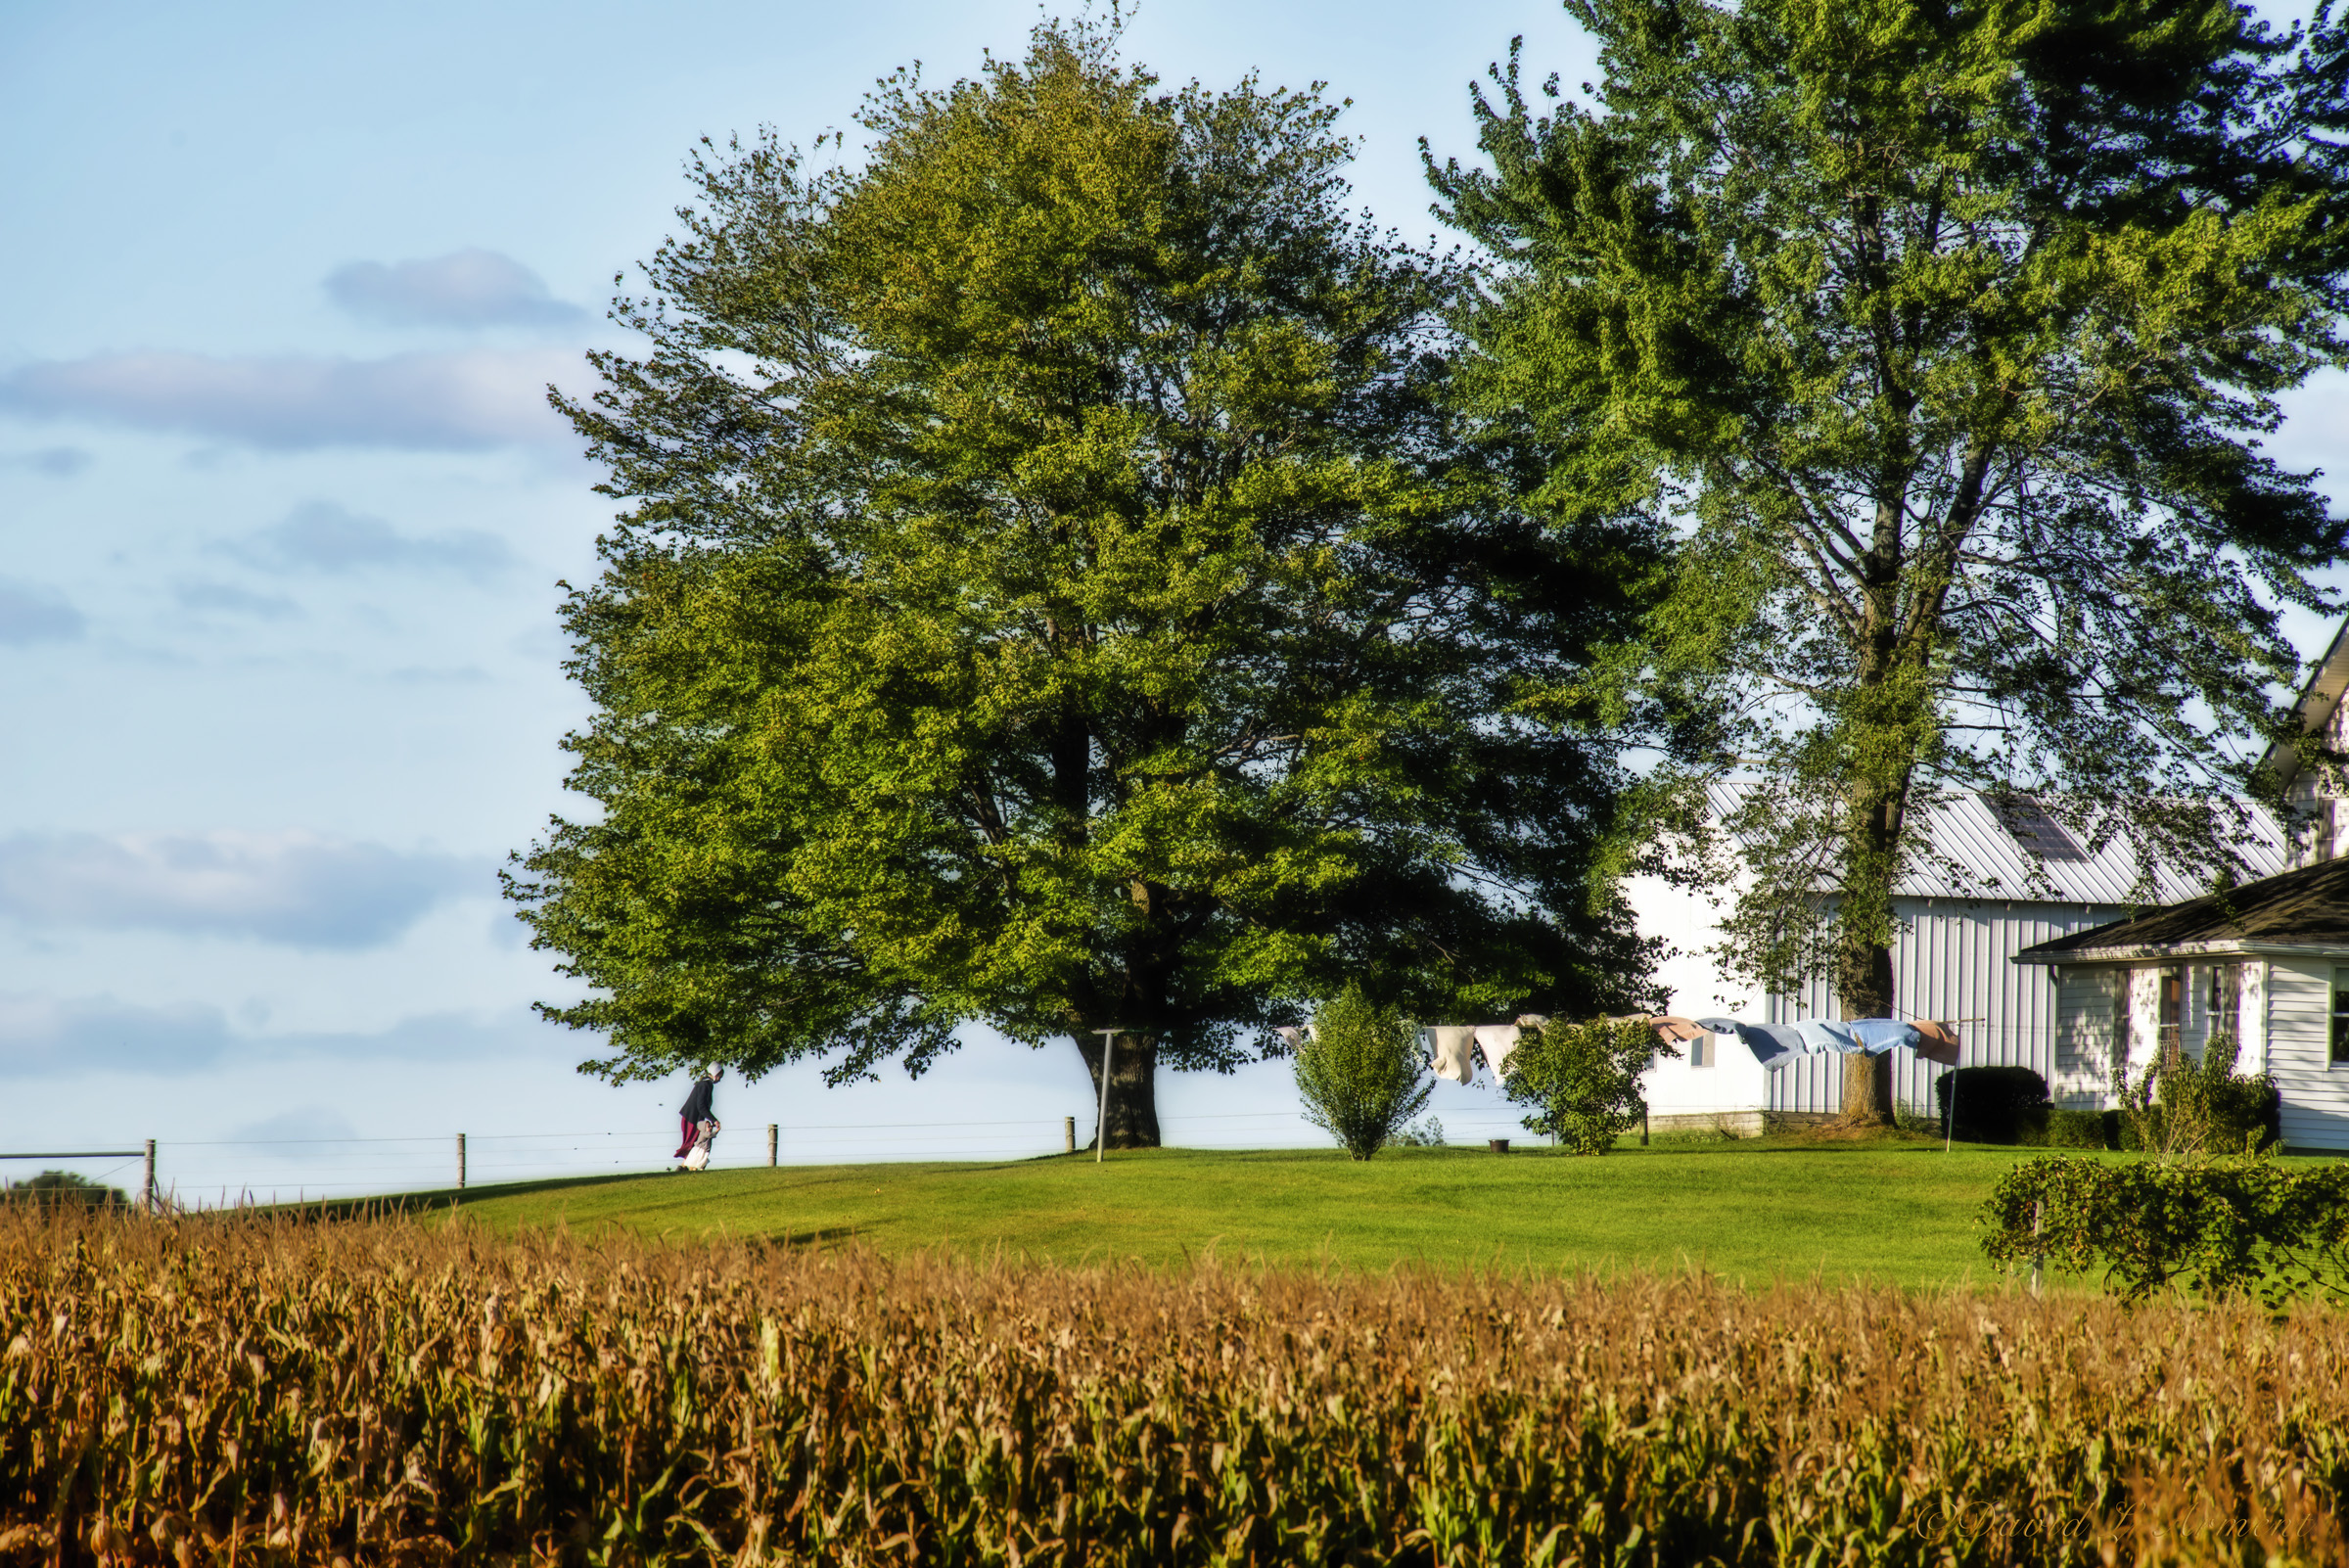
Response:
1688,1015,1961,1070
1405,1011,1968,1086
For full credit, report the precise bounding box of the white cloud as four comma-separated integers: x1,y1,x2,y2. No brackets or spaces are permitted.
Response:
0,831,486,949
326,249,587,331
218,500,516,581
0,994,236,1075
173,579,301,620
4,444,93,476
0,349,579,450
0,997,568,1077
230,1105,361,1153
0,579,87,646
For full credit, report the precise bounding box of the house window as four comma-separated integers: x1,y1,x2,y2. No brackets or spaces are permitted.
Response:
2112,979,2132,1061
2157,970,2185,1065
2333,972,2349,1067
2209,965,2240,1046
1688,1033,1712,1069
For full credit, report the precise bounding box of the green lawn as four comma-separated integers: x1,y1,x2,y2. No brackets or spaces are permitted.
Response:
422,1134,2083,1289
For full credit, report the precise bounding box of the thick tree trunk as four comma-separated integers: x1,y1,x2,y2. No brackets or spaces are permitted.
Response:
1840,1052,1896,1125
1076,1031,1161,1149
1834,779,1903,1129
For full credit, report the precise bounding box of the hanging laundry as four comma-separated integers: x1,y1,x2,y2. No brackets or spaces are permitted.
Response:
1514,1013,1551,1029
1274,1025,1318,1048
1473,1023,1523,1078
1648,1015,1711,1042
1845,1018,1921,1054
1910,1020,1962,1066
1794,1019,1864,1054
1695,1017,1805,1067
1426,1025,1479,1084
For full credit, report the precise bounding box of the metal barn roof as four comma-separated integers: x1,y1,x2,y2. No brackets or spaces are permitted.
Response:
1704,782,2285,907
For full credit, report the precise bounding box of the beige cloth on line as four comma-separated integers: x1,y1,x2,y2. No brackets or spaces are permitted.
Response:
1426,1025,1480,1084
1473,1023,1524,1078
1911,1020,1962,1066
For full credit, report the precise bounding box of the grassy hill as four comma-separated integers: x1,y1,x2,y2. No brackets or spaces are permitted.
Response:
417,1133,2060,1289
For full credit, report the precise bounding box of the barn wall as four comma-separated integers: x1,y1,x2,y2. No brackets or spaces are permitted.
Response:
1640,1032,1772,1119
1763,898,2128,1116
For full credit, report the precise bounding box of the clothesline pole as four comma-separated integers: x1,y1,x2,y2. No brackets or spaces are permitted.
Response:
1093,1028,1120,1165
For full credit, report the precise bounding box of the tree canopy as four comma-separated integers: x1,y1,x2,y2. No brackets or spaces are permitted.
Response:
1433,0,2349,1117
508,22,1663,1142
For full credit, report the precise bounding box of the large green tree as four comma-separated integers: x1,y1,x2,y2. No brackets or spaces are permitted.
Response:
508,23,1660,1143
1434,0,2349,1121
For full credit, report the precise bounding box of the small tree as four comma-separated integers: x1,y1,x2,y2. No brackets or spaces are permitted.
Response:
1293,988,1431,1161
1,1171,126,1211
1504,1017,1665,1154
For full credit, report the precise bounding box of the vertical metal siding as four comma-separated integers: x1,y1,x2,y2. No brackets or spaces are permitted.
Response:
1762,898,2131,1115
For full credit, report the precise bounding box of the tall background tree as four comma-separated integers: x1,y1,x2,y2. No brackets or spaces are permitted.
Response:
508,21,1662,1144
1434,0,2349,1121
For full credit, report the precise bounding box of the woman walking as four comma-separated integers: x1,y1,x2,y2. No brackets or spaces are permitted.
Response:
674,1067,721,1165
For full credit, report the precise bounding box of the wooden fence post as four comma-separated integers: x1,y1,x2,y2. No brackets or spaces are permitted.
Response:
767,1124,778,1167
143,1139,157,1215
1064,1116,1076,1154
457,1133,468,1193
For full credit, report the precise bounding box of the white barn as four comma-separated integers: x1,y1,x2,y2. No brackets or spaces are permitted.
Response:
2014,854,2349,1151
1630,786,2285,1125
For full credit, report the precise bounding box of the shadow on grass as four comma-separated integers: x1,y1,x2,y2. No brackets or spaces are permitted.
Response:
752,1225,863,1252
276,1170,683,1222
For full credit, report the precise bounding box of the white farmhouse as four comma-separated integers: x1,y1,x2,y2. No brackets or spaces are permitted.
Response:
1993,626,2349,1153
2013,855,2349,1151
1630,785,2284,1126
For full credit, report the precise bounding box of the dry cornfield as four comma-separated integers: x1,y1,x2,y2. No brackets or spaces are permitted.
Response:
3,1207,2347,1567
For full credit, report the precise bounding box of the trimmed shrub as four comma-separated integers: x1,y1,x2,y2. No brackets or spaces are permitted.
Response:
2045,1108,2113,1150
1292,986,1430,1160
1934,1066,2051,1145
1983,1154,2349,1305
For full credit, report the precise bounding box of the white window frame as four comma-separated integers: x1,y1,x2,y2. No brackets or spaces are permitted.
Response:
2332,969,2349,1070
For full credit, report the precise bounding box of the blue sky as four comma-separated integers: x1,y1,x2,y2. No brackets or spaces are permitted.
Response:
3,0,2343,1201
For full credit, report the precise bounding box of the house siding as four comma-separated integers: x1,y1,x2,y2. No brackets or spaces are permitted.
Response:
2267,958,2349,1150
2052,967,2123,1106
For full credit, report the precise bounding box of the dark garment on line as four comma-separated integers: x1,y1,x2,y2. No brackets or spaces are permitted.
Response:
680,1079,715,1124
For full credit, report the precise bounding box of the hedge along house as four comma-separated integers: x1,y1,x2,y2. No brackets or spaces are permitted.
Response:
1629,784,2286,1126
2011,843,2349,1152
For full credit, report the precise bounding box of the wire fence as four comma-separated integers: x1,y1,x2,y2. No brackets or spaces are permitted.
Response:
2,1106,1556,1211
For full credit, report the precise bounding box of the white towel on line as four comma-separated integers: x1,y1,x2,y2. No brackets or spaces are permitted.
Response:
1473,1023,1524,1078
1426,1025,1479,1084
